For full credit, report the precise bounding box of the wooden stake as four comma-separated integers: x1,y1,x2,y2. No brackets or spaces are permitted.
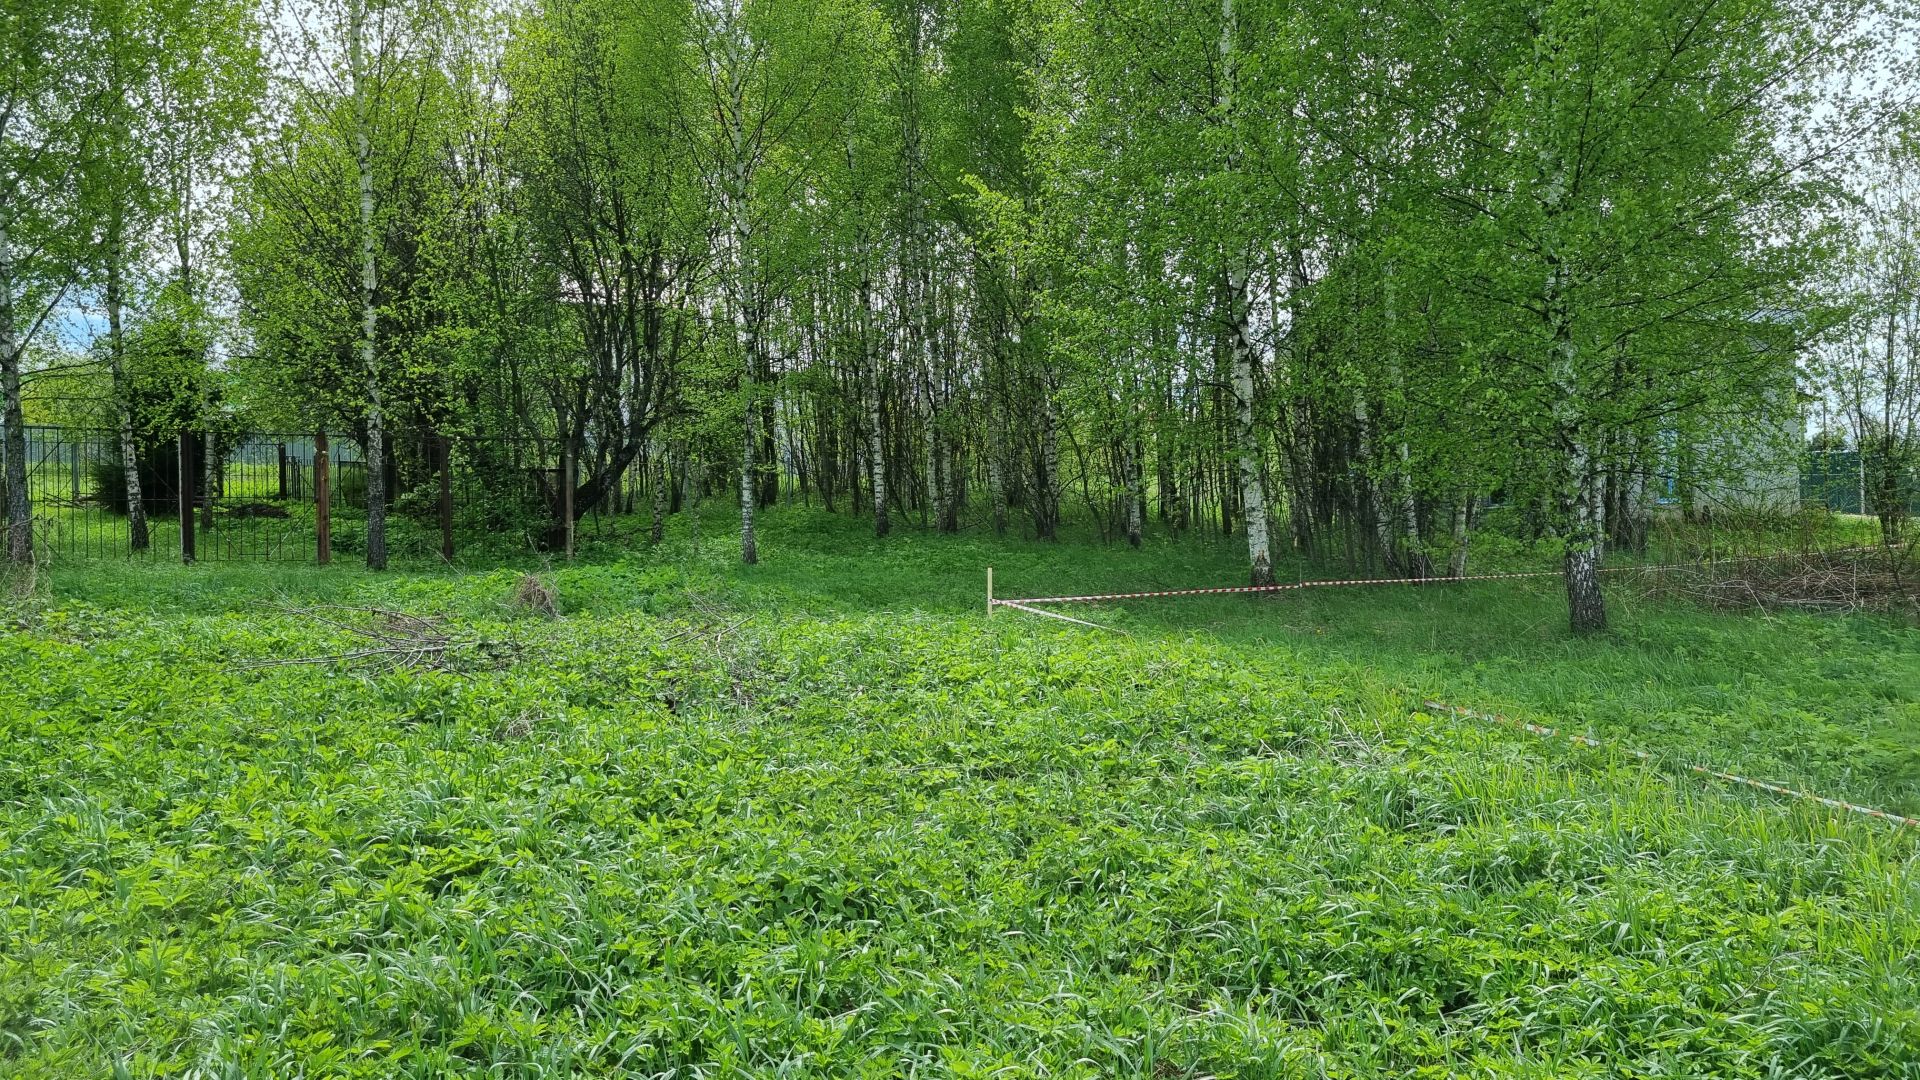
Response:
987,566,994,617
315,431,332,566
437,433,453,563
562,446,575,559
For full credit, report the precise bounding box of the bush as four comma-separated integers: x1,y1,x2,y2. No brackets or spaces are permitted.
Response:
330,463,369,509
91,442,182,517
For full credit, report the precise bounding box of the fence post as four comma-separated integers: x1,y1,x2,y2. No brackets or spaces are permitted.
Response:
277,443,288,499
198,433,214,532
438,433,453,562
177,430,196,564
70,441,80,503
563,444,575,559
315,431,332,566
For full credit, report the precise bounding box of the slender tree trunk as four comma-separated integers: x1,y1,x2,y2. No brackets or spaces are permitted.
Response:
1225,281,1273,584
739,405,758,564
860,268,890,538
351,0,387,570
1448,490,1472,578
0,220,30,565
106,219,149,551
1217,0,1272,585
1398,454,1427,578
716,70,761,566
987,353,1008,536
1876,301,1905,544
1532,129,1607,632
650,441,669,543
1627,465,1649,553
1156,421,1175,526
1564,462,1606,631
1038,377,1062,541
867,372,888,537
733,301,760,566
1126,438,1145,548
1548,271,1605,632
1353,394,1396,573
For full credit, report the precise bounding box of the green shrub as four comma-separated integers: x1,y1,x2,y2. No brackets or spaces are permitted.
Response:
89,441,182,517
330,463,369,508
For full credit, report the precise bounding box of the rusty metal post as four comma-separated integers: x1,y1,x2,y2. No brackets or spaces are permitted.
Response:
177,430,196,564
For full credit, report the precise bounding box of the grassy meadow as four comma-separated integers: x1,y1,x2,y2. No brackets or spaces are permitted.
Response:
2,506,1917,1077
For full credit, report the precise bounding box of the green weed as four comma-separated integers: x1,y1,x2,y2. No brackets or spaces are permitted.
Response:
1,507,1915,1077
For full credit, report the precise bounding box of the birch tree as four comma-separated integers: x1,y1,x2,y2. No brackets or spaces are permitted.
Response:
689,0,872,564
1362,0,1894,631
86,0,257,552
1,0,104,565
1832,152,1920,545
260,0,441,567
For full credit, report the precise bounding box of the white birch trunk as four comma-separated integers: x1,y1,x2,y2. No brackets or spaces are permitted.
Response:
650,442,668,544
1219,0,1273,585
864,277,889,537
1126,440,1145,549
1227,287,1273,585
1539,142,1605,630
106,217,148,551
719,62,759,565
867,367,888,537
351,0,387,569
1448,490,1471,578
1548,268,1605,631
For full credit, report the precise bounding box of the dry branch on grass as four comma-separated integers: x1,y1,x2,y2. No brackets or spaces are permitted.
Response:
512,574,560,618
245,604,515,672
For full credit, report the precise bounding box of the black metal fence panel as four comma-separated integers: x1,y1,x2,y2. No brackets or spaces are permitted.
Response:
6,423,770,563
11,425,1914,563
7,426,185,560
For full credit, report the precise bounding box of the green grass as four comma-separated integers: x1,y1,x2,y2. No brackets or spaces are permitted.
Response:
3,506,1917,1077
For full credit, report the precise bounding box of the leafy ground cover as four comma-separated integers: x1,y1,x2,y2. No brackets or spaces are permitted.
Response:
3,507,1917,1077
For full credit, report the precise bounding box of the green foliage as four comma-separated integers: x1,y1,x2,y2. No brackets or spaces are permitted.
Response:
2,509,1917,1075
88,442,180,517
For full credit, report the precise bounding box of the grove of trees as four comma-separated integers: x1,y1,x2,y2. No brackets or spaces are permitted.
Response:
3,0,1917,630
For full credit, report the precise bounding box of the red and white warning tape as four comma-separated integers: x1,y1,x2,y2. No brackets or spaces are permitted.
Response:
1425,700,1920,830
998,566,1583,606
993,600,1131,635
992,547,1879,607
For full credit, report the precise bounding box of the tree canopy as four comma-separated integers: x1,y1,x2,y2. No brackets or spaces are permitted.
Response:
3,0,1916,628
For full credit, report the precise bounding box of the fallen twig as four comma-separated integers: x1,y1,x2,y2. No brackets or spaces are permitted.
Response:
243,604,511,673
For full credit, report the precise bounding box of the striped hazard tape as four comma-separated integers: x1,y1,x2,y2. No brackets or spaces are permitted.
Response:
991,547,1879,608
993,600,1131,635
1425,700,1920,830
998,566,1588,606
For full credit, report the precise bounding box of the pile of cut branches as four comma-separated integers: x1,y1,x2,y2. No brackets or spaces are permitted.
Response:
1643,547,1919,617
247,605,516,672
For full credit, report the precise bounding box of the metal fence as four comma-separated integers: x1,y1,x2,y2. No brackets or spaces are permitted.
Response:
0,425,583,563
1802,449,1920,516
39,427,1903,563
